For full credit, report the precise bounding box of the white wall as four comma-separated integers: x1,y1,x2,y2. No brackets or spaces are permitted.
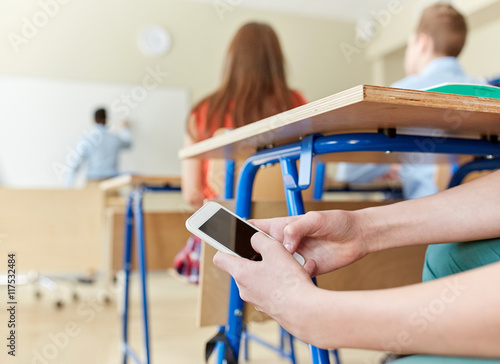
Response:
0,0,369,103
460,1,500,79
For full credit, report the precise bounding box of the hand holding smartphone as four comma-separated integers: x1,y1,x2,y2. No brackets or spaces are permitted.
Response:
185,201,305,265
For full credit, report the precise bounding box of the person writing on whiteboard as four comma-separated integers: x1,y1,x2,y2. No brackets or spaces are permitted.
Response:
181,22,307,208
65,108,132,187
336,3,486,200
214,170,500,362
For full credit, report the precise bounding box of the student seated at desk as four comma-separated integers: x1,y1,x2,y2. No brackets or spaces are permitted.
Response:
177,22,306,283
65,108,132,187
181,22,306,209
336,3,486,200
214,170,500,363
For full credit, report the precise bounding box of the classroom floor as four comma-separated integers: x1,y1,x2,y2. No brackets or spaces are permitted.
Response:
4,270,386,364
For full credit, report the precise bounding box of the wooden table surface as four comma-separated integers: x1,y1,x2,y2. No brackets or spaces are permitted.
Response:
178,85,500,163
99,174,181,191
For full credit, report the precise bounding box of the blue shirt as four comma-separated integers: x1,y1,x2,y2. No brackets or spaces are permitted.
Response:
392,57,485,90
66,124,132,186
336,57,486,199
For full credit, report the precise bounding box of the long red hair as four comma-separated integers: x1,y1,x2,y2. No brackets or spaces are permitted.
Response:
190,22,297,141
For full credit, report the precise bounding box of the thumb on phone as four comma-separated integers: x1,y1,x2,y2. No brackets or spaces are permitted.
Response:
213,251,244,276
250,232,281,257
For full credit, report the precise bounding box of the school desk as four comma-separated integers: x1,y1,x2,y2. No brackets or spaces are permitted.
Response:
180,84,500,364
100,175,181,364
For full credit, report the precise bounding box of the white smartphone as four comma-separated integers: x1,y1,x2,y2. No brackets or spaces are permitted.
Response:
185,201,305,265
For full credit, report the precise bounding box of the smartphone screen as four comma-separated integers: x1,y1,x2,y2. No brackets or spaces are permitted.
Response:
199,208,262,261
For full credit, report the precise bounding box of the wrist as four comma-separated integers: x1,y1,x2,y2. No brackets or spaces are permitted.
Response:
294,288,352,349
353,207,391,254
281,284,333,346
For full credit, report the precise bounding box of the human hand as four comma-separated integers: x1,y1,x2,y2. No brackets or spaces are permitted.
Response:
213,232,317,327
250,210,369,277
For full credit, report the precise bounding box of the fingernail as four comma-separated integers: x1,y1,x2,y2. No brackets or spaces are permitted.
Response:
284,243,292,252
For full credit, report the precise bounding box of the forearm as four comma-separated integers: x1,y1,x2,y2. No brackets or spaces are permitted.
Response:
359,170,500,252
336,163,391,183
64,168,78,188
119,128,132,148
290,262,500,357
181,158,204,208
63,158,83,188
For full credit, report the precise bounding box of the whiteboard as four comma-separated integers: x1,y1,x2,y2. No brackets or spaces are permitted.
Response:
0,76,190,188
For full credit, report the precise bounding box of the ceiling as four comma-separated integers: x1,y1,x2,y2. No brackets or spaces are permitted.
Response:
187,0,418,23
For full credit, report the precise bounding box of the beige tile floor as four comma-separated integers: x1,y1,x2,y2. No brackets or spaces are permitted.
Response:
3,271,385,363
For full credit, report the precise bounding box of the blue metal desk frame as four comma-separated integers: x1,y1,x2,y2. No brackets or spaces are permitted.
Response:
121,184,180,364
215,131,500,364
